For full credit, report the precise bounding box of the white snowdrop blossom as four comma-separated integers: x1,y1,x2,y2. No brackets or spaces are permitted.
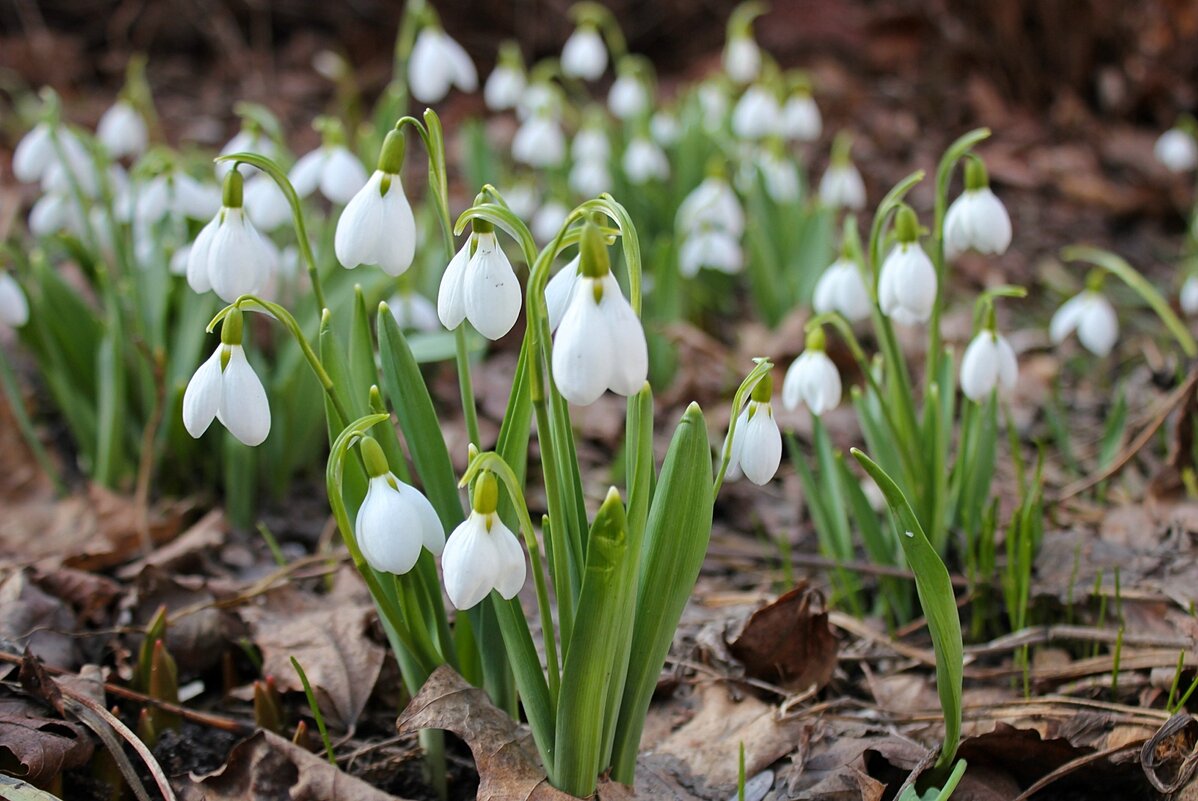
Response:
723,35,761,84
97,100,147,158
29,193,78,237
389,291,441,332
551,224,648,405
623,137,669,184
755,149,800,203
944,160,1012,260
651,111,680,146
878,208,937,325
569,159,611,197
354,437,444,576
1182,275,1198,316
819,161,866,210
244,175,291,231
442,473,525,610
1155,127,1198,173
545,255,582,332
678,177,744,234
959,329,1017,402
725,391,782,485
1050,289,1118,357
503,183,539,220
572,127,610,163
561,26,607,80
289,144,368,205
136,171,221,222
781,93,822,142
731,85,781,141
532,201,569,244
0,272,29,329
782,336,842,415
679,228,743,277
170,244,191,277
512,114,566,168
334,130,417,276
182,312,271,446
437,229,522,340
409,26,478,104
484,64,525,110
187,171,278,303
677,175,744,276
698,83,729,132
813,257,871,322
13,124,91,187
608,73,649,120
516,82,558,121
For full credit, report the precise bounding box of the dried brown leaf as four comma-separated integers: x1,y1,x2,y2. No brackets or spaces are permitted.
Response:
0,570,78,668
727,583,838,692
0,712,93,786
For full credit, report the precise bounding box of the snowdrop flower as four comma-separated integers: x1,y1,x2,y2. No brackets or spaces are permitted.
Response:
217,128,278,178
97,100,147,158
944,159,1012,260
517,82,558,121
1155,126,1198,173
29,193,78,237
623,136,669,184
13,123,90,186
442,472,525,610
335,129,417,276
819,158,866,210
813,256,872,322
731,85,781,141
552,222,648,405
484,42,526,111
545,255,582,331
651,111,680,146
1050,283,1118,357
1182,275,1198,316
569,159,611,197
0,272,29,329
725,375,782,485
878,206,937,325
513,114,566,168
244,174,291,231
290,139,368,205
723,29,761,84
755,148,800,203
679,228,743,276
572,125,610,163
409,24,478,104
532,201,569,244
959,327,1017,402
187,169,278,302
678,175,744,234
354,436,444,575
561,24,607,81
389,290,441,332
136,170,220,222
608,64,650,120
782,329,842,415
437,223,522,340
781,91,821,142
182,309,270,446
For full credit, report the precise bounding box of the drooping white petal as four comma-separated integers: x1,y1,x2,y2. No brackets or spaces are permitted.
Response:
97,101,148,158
532,202,568,244
208,209,268,302
945,189,1011,260
608,75,648,120
216,345,271,446
781,95,822,142
0,273,27,328
409,29,452,104
553,277,613,405
182,346,224,438
813,259,871,322
623,138,669,184
651,111,680,145
677,177,744,235
464,233,521,340
320,146,368,204
1077,294,1118,357
356,476,423,574
442,512,501,609
737,402,781,485
437,238,472,330
959,333,1000,402
512,116,566,168
484,66,525,110
724,406,749,481
561,28,607,80
335,171,416,276
723,36,761,83
569,159,611,197
819,164,866,210
731,86,781,141
782,350,841,414
545,256,582,332
13,124,53,183
29,193,71,237
1182,276,1198,316
1049,293,1088,344
879,244,936,325
174,173,222,220
289,149,327,198
395,477,446,556
490,519,527,599
597,273,648,396
244,175,291,231
186,215,221,293
995,335,1018,390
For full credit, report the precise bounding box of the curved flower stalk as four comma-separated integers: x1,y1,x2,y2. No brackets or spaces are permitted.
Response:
182,308,271,446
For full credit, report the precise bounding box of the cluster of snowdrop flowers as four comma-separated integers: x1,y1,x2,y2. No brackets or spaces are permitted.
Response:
182,309,271,446
725,373,782,485
1050,273,1118,357
484,41,526,111
813,251,871,322
1155,123,1198,174
547,220,648,405
354,436,445,576
782,327,842,415
818,137,867,211
878,205,937,325
409,20,477,104
944,159,1012,260
959,319,1018,402
187,169,279,303
442,470,526,609
0,272,29,331
438,218,522,340
676,169,744,276
335,129,417,276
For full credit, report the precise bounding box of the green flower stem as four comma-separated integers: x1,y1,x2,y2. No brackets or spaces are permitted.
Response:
712,358,773,496
1062,245,1198,358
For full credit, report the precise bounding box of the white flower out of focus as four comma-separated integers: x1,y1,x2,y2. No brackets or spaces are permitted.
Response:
608,68,649,120
1182,274,1198,316
782,329,842,415
651,111,680,146
819,160,866,211
561,25,608,81
623,136,669,184
813,256,872,322
551,222,648,405
334,129,417,276
944,159,1012,260
187,169,279,303
290,141,368,205
409,25,478,104
0,272,29,330
437,226,522,340
677,172,744,276
723,35,761,84
355,437,445,576
731,85,781,141
1050,284,1118,357
513,114,567,168
182,309,271,446
442,472,525,610
97,100,148,158
532,201,569,244
780,91,822,143
1155,126,1198,174
878,206,937,325
484,42,526,111
14,123,91,187
725,376,782,485
755,148,800,203
959,328,1018,402
217,128,278,178
244,174,292,231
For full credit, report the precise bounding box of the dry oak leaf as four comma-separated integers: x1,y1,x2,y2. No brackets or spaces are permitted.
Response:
0,712,93,786
727,582,838,692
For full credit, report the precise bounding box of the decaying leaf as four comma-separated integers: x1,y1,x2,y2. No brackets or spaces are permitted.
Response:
176,729,406,801
726,583,839,692
0,570,79,669
0,712,93,786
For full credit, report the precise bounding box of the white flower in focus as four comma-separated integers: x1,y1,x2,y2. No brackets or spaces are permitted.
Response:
437,230,522,340
781,93,822,142
1050,289,1118,357
1155,127,1198,173
290,144,368,205
409,26,478,104
723,35,761,84
0,272,29,329
1182,275,1198,316
513,115,566,168
532,201,569,244
182,322,271,446
545,255,582,331
959,329,1018,402
782,343,842,415
244,175,291,231
561,26,607,80
725,397,781,485
623,137,669,184
335,131,417,276
354,437,444,576
608,74,649,120
485,64,526,110
731,85,781,141
97,100,147,158
819,162,866,210
679,228,743,277
442,472,525,610
944,161,1012,260
813,257,871,322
